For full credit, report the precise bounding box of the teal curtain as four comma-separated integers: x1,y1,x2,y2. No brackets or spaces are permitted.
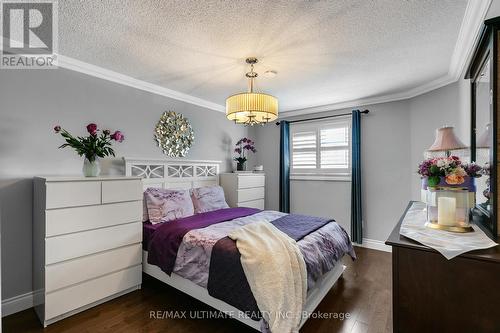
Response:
351,110,363,243
279,121,290,213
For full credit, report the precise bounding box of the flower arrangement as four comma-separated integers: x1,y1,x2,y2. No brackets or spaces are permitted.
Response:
417,156,482,187
234,138,256,171
54,123,124,162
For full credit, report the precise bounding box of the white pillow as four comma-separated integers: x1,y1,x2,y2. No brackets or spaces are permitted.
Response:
190,185,229,214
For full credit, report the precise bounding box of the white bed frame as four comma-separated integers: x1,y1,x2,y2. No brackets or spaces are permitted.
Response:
124,157,346,331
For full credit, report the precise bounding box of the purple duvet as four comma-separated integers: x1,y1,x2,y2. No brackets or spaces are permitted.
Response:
145,208,356,320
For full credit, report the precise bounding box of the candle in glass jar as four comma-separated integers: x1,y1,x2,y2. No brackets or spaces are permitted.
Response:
438,197,457,226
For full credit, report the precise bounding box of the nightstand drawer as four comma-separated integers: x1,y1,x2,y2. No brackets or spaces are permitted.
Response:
46,222,142,264
45,265,141,320
237,187,264,202
102,180,143,203
238,175,265,189
237,199,264,209
46,181,101,209
46,201,142,237
45,244,141,293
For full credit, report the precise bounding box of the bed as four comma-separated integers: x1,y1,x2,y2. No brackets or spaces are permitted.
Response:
125,158,355,332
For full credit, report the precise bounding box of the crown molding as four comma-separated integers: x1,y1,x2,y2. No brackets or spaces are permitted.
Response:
2,0,486,117
281,0,491,118
449,0,491,81
56,55,225,113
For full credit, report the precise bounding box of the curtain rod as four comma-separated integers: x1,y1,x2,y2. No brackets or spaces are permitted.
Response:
275,109,369,125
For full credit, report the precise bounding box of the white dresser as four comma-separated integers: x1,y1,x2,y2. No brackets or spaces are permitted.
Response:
219,173,265,209
33,176,143,327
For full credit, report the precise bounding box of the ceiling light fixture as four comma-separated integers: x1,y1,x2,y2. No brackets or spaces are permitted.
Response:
226,58,278,126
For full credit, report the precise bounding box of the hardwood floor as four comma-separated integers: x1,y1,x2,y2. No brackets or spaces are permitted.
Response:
3,247,392,333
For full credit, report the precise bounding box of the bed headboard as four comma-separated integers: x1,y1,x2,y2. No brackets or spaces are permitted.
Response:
124,157,221,190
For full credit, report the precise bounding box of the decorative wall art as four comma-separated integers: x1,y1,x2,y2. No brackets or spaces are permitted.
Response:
154,111,194,157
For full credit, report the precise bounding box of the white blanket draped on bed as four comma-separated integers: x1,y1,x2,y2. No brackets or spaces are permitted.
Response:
228,220,307,333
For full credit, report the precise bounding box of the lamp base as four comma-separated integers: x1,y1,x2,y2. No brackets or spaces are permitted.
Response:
425,221,474,233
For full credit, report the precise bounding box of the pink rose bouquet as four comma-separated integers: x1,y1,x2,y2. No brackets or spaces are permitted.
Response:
54,123,124,162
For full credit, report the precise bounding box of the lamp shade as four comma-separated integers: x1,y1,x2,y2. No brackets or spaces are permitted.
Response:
226,92,278,124
427,126,467,151
477,123,491,148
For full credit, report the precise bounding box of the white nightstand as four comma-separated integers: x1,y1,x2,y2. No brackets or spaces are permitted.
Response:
219,173,265,209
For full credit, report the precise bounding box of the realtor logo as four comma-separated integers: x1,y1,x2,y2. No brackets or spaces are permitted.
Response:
1,0,58,68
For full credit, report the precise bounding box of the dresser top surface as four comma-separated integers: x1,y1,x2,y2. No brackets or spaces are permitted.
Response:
35,176,142,182
386,201,500,263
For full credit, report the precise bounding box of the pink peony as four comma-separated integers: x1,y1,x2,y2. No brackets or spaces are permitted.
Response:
86,123,98,135
53,125,61,133
111,130,124,142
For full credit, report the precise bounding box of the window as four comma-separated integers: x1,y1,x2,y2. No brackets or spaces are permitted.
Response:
290,119,351,180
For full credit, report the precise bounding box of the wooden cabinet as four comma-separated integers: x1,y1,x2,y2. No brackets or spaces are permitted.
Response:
219,173,265,209
33,176,143,327
386,202,500,333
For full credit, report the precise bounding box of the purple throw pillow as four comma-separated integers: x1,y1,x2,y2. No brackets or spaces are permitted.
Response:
144,188,194,224
191,185,229,214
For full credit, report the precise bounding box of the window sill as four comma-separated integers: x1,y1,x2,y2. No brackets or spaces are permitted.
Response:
290,174,352,182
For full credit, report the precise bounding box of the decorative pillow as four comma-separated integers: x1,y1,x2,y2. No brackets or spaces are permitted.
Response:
191,185,229,214
144,188,194,224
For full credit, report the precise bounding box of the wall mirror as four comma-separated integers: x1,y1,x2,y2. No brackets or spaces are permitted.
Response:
468,18,498,240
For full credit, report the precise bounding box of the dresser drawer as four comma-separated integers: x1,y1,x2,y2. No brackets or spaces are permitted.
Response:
102,180,143,204
46,181,101,209
237,199,265,209
46,201,142,237
45,244,141,293
45,265,141,320
237,187,264,202
46,222,142,264
237,175,265,189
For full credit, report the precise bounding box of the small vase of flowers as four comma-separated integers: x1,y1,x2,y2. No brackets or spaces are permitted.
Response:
417,156,482,191
54,123,124,177
234,138,256,171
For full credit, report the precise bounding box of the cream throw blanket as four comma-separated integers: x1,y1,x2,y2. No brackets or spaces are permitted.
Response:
228,220,307,333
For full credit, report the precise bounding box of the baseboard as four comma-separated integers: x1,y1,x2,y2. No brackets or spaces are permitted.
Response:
2,291,36,317
354,238,392,253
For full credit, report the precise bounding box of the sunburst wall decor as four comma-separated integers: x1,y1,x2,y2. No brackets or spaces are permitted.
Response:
154,111,194,157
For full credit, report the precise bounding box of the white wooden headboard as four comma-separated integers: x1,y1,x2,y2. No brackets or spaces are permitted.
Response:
124,157,221,190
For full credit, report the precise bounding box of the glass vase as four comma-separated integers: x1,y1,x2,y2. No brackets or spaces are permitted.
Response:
236,162,246,171
83,157,100,177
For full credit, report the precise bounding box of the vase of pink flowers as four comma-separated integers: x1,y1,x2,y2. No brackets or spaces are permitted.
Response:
54,123,125,177
417,156,482,191
234,138,256,171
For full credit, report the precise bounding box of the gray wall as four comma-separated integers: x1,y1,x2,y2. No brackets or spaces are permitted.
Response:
254,100,412,241
0,68,249,300
409,80,470,200
255,80,473,243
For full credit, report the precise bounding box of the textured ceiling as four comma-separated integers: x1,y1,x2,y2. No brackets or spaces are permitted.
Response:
58,0,469,112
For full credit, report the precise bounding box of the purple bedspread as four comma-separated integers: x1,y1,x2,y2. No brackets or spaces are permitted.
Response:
147,207,260,275
207,213,336,319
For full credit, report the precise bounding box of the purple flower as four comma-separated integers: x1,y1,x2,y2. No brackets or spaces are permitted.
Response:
53,125,61,133
86,123,98,136
463,162,482,178
234,148,242,154
111,130,124,142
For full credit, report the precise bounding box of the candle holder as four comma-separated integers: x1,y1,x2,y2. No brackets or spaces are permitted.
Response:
422,187,474,233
